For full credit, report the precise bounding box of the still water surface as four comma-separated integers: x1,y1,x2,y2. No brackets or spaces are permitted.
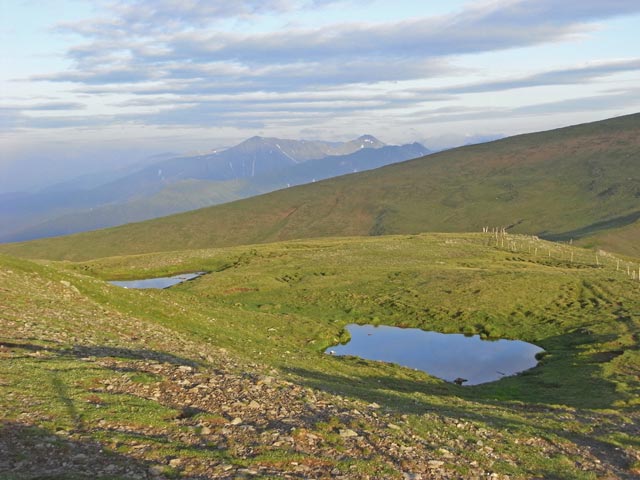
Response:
109,272,205,289
326,324,544,385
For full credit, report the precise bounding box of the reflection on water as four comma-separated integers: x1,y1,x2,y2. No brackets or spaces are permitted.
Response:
109,272,205,289
326,324,544,385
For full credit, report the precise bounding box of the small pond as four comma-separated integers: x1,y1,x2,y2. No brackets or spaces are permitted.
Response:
109,272,206,289
326,324,544,385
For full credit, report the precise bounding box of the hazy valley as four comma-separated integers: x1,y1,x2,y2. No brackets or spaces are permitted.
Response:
0,136,427,243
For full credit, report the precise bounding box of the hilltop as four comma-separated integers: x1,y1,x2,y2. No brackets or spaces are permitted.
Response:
1,113,637,261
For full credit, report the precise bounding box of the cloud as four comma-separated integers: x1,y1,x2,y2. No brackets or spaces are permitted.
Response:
416,58,640,95
36,67,159,85
513,88,640,114
0,102,86,111
12,87,446,130
404,88,640,125
56,0,297,36
46,57,454,94
0,110,22,131
42,0,640,92
14,0,640,134
112,88,448,109
12,115,120,130
0,102,87,130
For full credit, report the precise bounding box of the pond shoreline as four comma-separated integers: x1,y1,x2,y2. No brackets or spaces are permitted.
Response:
326,323,544,385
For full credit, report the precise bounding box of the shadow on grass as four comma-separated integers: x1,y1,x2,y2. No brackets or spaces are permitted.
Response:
51,373,85,431
0,340,200,367
283,362,635,478
0,342,231,479
0,420,155,480
544,209,640,242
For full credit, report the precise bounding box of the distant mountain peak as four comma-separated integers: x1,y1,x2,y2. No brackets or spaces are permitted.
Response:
345,135,386,151
357,134,381,142
242,135,268,144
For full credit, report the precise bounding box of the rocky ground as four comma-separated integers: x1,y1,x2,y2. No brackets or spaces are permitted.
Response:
1,343,629,479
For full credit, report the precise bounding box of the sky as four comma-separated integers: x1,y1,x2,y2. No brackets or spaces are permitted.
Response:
2,0,640,192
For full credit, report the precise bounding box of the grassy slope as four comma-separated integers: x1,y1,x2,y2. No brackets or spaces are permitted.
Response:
1,113,639,261
2,233,639,478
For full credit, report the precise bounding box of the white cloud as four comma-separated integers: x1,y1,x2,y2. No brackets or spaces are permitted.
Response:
404,88,640,125
414,58,640,95
43,0,640,91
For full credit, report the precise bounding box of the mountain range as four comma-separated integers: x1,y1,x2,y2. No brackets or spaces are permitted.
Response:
0,135,427,242
2,113,637,261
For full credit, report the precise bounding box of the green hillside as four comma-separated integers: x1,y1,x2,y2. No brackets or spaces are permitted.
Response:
1,113,638,261
2,233,639,478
